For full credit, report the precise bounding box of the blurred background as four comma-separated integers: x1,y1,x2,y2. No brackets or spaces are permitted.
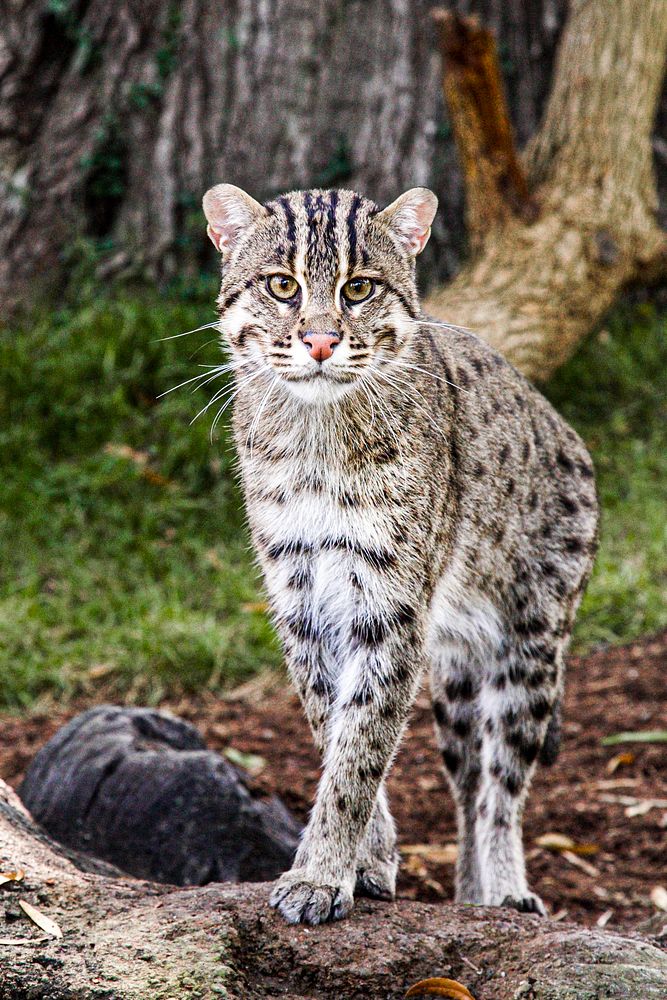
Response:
0,0,665,712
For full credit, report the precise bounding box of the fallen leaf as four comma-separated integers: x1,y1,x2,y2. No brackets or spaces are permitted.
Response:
606,752,635,774
401,844,458,865
596,909,613,928
223,747,266,775
0,937,49,946
0,869,25,887
535,832,573,851
406,978,476,999
104,443,149,466
240,601,268,613
402,856,446,897
18,900,63,939
141,468,172,488
561,851,600,878
86,662,116,680
625,800,657,818
601,730,667,746
650,886,667,911
534,833,598,856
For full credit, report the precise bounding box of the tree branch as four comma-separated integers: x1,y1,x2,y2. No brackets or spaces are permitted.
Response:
432,10,537,252
427,0,667,381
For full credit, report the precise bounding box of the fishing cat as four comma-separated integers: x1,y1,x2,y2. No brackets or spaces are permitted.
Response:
201,183,598,925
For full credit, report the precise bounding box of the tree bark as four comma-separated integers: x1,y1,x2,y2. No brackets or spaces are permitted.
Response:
426,0,667,381
0,0,611,305
1,780,667,1000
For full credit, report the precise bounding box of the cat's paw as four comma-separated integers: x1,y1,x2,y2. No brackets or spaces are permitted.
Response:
501,892,547,916
355,851,399,901
270,870,354,925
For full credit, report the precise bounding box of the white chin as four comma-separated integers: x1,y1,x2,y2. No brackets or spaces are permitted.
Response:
284,375,355,405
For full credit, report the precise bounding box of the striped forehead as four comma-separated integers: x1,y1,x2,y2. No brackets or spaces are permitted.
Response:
270,189,378,285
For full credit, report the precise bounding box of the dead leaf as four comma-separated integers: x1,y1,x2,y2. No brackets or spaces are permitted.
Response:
103,444,172,487
223,747,266,775
598,794,667,817
535,832,573,851
606,752,635,774
18,900,63,939
402,844,458,865
0,869,25,887
406,978,476,999
104,443,149,466
0,937,49,946
141,468,172,488
534,833,598,856
650,886,667,911
596,909,613,928
240,601,268,613
561,851,600,878
86,662,116,680
402,856,446,896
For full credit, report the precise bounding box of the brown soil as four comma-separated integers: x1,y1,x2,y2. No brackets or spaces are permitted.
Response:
1,632,666,935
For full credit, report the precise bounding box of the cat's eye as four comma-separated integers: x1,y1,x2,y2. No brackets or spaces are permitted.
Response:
341,277,375,304
267,274,299,301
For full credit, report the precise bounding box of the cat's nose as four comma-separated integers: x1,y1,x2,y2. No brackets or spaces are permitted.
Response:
302,331,340,362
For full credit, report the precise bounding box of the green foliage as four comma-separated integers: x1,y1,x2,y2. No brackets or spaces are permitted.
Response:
544,302,667,649
313,137,353,188
156,3,183,81
0,295,280,710
0,295,664,710
47,0,100,74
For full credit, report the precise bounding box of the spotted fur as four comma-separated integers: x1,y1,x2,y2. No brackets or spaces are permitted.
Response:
202,184,599,924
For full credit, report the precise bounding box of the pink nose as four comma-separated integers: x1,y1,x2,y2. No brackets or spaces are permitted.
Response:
302,331,340,362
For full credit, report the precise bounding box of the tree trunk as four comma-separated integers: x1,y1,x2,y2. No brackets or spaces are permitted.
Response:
426,0,667,381
2,780,666,1000
0,1,665,361
0,0,616,303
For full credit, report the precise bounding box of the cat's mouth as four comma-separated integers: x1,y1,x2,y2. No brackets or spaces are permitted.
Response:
279,367,360,385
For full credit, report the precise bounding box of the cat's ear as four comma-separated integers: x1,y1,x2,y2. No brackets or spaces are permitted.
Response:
202,183,267,254
375,187,438,256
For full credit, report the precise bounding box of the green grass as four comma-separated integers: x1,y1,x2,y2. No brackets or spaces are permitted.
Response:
544,302,667,649
1,292,665,710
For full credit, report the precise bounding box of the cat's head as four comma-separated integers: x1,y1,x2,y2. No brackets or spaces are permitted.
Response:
202,185,437,402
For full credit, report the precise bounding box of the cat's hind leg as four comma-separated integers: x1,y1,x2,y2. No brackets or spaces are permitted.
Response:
474,637,565,914
430,639,484,904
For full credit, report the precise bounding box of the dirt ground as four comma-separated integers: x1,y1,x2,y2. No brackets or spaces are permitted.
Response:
1,631,665,935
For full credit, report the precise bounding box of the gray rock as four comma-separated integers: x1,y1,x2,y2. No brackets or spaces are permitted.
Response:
19,705,300,885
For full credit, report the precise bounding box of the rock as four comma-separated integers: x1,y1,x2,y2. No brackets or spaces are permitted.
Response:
18,705,300,885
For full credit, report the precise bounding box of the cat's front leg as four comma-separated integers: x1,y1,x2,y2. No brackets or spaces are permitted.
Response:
354,784,399,901
270,618,425,925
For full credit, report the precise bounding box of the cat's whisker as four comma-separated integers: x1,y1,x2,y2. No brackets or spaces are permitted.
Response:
189,366,260,427
388,356,468,393
190,360,251,394
356,376,377,434
359,374,401,452
371,366,449,445
158,367,231,398
210,369,267,441
189,337,225,360
155,320,221,343
247,378,281,463
402,317,472,335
